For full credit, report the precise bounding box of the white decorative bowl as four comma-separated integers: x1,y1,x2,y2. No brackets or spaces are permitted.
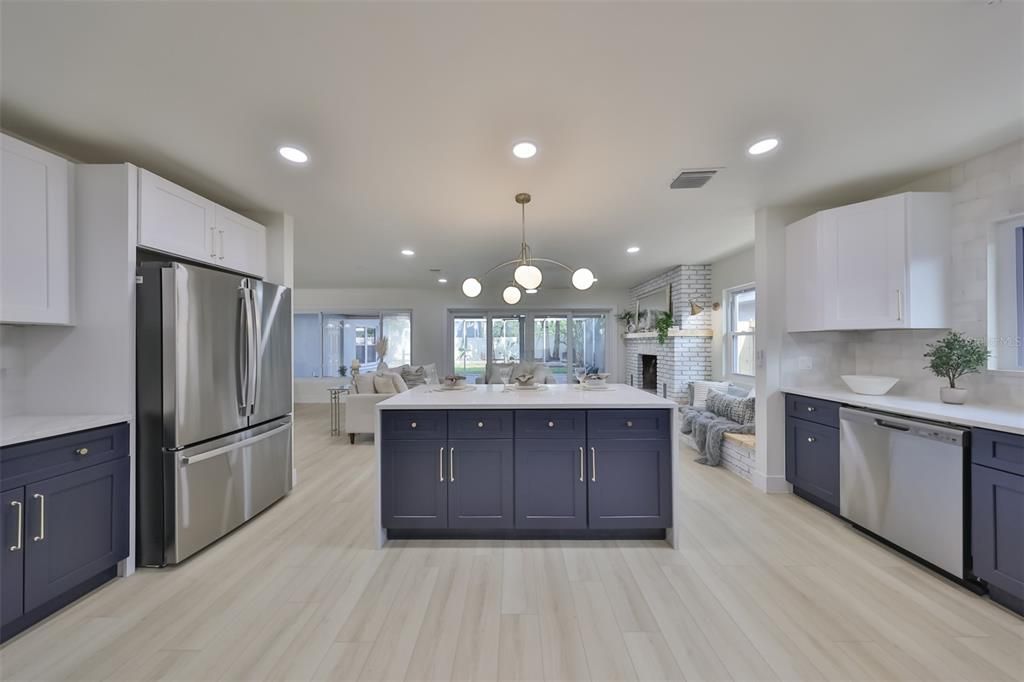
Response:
841,375,899,395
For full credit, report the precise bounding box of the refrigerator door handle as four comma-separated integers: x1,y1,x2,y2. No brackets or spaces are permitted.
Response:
248,284,262,416
181,423,292,466
237,287,250,413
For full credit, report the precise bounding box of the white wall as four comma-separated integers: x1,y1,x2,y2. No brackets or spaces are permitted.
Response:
710,247,755,384
294,285,632,402
0,326,26,417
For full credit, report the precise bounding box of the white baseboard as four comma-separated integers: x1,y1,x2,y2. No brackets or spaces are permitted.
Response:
751,470,792,494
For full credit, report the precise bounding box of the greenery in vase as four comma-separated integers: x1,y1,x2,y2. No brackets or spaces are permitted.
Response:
655,312,675,344
617,310,636,324
923,331,990,389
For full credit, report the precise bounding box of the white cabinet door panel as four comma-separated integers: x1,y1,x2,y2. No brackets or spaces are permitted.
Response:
1,134,72,324
785,214,824,332
214,206,266,278
822,194,907,330
138,169,215,263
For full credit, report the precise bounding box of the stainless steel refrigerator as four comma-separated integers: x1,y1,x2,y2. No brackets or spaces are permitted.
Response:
136,261,293,566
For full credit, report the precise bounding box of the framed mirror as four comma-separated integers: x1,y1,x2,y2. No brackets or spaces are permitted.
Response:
635,285,671,331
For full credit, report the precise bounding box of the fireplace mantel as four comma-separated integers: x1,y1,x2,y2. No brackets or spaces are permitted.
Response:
623,329,713,339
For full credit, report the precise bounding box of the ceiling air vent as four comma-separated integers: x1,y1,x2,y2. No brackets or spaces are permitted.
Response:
669,167,720,189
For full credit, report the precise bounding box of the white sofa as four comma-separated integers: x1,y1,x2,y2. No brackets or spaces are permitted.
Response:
344,363,438,442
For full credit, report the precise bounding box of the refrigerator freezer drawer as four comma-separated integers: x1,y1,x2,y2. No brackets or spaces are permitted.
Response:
168,419,293,564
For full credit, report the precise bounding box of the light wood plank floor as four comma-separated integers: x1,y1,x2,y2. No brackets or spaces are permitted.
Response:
2,403,1021,681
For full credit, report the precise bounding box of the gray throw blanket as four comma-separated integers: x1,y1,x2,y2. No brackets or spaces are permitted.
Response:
680,406,755,466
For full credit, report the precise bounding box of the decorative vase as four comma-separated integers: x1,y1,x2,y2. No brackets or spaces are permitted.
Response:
940,387,968,405
626,322,637,333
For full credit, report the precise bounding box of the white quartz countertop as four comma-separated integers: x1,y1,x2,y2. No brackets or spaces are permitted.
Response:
782,386,1024,435
1,414,132,447
377,383,678,410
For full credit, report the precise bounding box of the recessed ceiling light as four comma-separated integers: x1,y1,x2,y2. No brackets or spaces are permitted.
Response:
525,288,538,294
626,246,640,254
438,278,448,284
401,249,415,256
748,138,779,156
512,141,537,159
278,146,309,163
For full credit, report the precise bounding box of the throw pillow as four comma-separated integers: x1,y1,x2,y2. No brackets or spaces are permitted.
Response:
420,363,440,385
373,374,397,394
389,371,409,393
401,365,427,387
706,389,756,425
691,380,730,409
486,362,515,384
353,373,376,395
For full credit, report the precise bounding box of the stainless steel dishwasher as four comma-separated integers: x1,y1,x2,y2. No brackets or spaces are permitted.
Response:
839,407,967,579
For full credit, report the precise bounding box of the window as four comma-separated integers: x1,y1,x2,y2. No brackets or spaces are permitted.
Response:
293,311,411,378
726,285,756,377
449,310,608,383
989,218,1024,371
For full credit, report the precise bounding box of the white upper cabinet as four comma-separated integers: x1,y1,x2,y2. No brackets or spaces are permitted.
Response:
785,192,951,332
138,169,216,264
137,169,266,277
1,134,73,325
784,214,824,333
214,206,266,278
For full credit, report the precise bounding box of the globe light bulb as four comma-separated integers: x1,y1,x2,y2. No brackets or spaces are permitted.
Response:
502,285,522,305
462,277,482,298
514,264,543,290
571,268,595,290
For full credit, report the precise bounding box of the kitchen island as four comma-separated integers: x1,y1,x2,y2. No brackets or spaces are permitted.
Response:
373,383,680,547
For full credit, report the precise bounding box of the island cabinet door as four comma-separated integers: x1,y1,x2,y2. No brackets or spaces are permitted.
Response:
972,464,1024,602
588,439,671,529
381,439,448,529
514,438,587,529
448,440,514,529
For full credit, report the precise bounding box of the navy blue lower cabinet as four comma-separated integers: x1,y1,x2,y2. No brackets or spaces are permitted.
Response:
23,457,129,612
588,439,671,529
515,438,587,529
1,488,25,627
972,462,1024,615
448,440,514,529
0,422,130,642
381,439,448,529
785,412,840,514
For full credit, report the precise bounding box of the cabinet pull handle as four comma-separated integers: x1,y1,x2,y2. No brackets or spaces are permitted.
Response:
32,494,45,542
449,448,455,482
579,447,584,482
591,447,597,482
209,226,217,258
477,421,484,428
439,447,445,482
896,289,903,322
9,501,22,552
75,447,89,456
806,406,816,413
548,421,555,428
807,437,816,444
626,420,633,428
410,422,417,429
218,229,225,260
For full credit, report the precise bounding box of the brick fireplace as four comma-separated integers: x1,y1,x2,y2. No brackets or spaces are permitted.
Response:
624,265,712,402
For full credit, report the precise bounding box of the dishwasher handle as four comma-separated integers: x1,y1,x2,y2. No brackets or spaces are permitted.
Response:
839,407,966,446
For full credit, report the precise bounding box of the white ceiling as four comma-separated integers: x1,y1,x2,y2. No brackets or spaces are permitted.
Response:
2,1,1021,289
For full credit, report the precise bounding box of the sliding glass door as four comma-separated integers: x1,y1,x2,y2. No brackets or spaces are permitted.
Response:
448,310,608,384
452,315,487,384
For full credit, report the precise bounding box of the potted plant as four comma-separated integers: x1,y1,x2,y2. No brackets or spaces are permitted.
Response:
655,312,675,344
617,310,637,333
923,331,990,404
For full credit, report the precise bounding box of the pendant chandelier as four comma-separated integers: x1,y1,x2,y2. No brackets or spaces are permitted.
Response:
461,192,595,304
